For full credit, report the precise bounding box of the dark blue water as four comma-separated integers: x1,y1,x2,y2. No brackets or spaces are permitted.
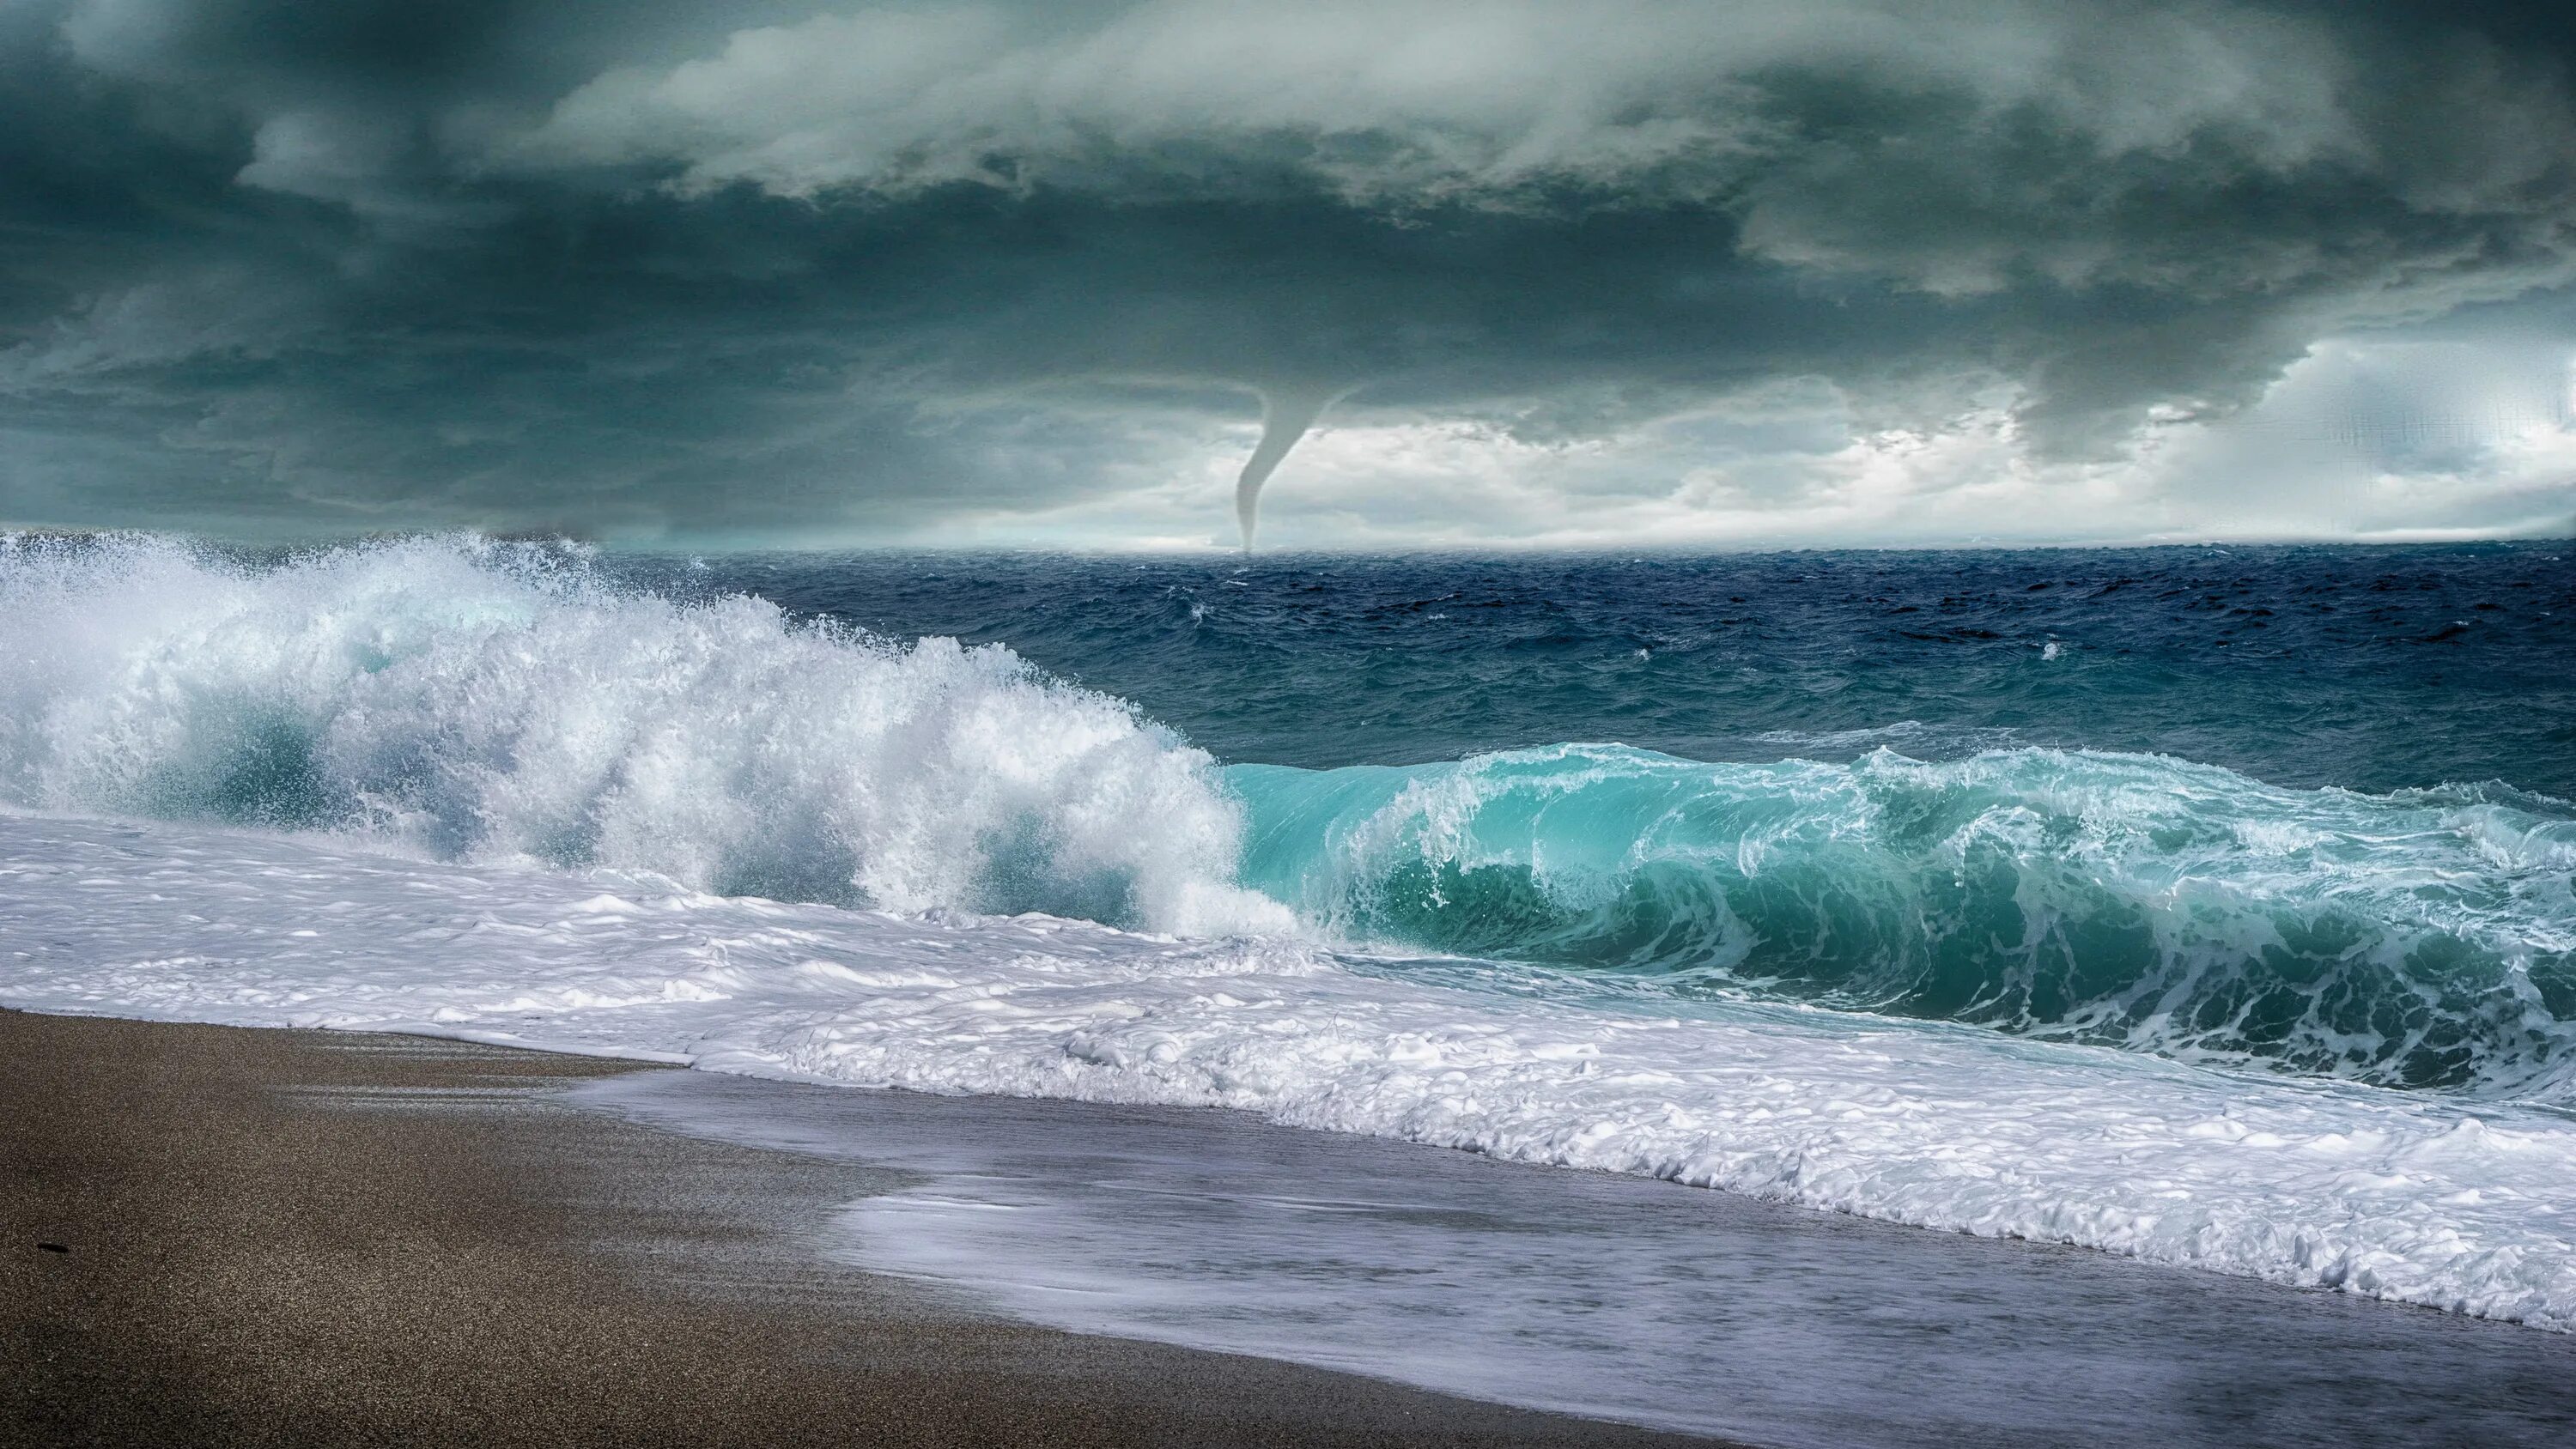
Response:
629,543,2576,798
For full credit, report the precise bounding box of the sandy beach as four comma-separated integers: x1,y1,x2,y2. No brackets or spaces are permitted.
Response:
1,1008,1717,1448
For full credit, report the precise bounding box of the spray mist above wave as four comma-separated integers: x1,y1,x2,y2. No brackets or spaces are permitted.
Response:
1229,745,2576,1098
0,532,1287,937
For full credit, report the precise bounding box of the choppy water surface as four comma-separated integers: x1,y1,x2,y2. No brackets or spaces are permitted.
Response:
656,543,2576,1098
651,543,2576,793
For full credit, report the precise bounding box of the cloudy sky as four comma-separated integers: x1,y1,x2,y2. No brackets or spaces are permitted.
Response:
3,0,2573,549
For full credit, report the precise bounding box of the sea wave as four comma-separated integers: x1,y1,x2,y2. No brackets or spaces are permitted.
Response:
5,532,2571,1099
0,531,1282,937
1231,747,2576,1097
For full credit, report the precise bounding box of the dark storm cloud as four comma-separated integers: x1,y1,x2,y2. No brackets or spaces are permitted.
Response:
3,0,2573,542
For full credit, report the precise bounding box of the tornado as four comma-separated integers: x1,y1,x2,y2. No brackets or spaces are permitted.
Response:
1234,385,1340,550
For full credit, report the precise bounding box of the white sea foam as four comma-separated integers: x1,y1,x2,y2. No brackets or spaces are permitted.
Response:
0,533,1282,936
5,810,2573,1332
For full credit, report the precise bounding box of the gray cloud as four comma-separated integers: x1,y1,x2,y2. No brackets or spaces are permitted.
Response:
2,0,2573,543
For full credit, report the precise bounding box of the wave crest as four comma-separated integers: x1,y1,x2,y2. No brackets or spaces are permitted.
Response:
1232,745,2576,1096
0,533,1286,936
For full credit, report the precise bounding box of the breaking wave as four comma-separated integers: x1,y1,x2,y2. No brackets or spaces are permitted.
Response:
6,532,2572,1099
1232,747,2576,1098
0,532,1283,937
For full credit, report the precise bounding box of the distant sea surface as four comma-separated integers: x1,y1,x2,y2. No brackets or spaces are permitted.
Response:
642,543,2576,796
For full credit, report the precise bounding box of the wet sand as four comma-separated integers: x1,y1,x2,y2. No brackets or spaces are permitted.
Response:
0,1009,1720,1448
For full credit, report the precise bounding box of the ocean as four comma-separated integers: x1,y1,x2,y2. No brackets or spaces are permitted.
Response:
3,533,2574,1438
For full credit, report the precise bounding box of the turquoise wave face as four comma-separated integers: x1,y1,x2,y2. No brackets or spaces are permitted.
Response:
1226,746,2576,1096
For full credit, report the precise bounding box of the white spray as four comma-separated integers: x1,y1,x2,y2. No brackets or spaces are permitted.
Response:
0,533,1294,937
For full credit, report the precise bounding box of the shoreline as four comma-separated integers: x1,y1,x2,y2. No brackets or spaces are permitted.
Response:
1,1008,1719,1447
12,1005,2576,1446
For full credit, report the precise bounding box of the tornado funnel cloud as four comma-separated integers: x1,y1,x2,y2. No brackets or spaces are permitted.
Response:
1234,386,1339,550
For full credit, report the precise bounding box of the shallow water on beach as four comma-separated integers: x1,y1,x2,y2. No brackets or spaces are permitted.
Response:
586,1068,2576,1449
